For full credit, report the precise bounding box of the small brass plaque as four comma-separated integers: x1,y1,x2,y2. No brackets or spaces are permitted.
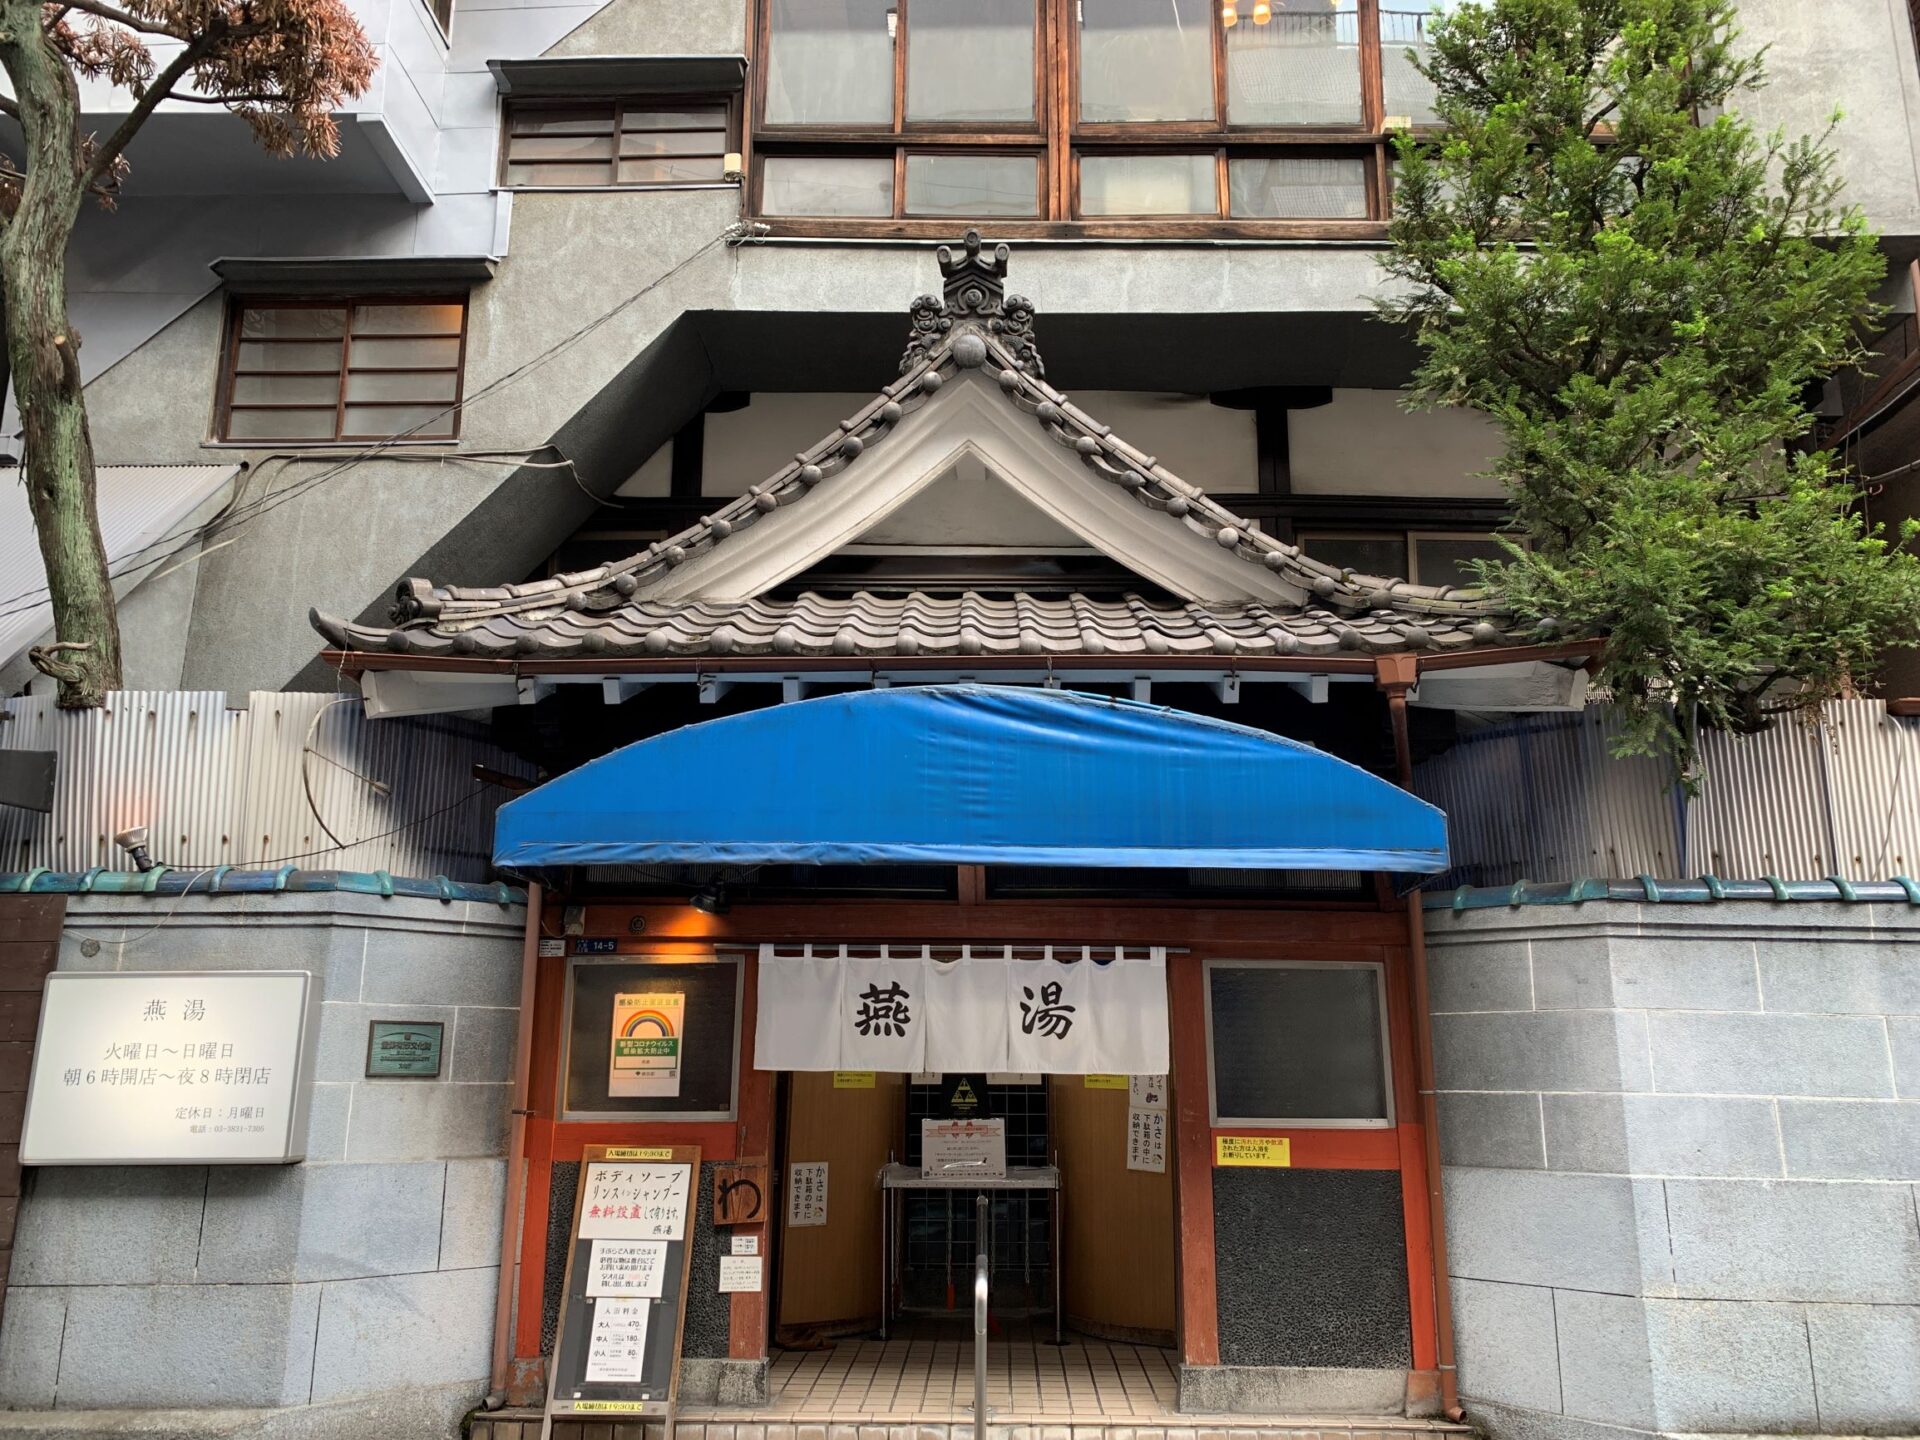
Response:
365,1020,445,1079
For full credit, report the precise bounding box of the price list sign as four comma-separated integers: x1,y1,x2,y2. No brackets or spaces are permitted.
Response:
546,1145,701,1426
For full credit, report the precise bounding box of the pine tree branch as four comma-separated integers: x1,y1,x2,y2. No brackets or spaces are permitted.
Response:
55,0,192,38
81,25,220,189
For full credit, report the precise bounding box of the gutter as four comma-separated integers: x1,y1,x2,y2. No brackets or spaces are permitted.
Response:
489,881,545,1403
1377,653,1466,1424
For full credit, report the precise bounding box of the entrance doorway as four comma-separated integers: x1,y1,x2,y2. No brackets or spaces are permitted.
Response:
773,1069,1177,1353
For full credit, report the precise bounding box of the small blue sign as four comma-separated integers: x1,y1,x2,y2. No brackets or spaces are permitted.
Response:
575,938,619,954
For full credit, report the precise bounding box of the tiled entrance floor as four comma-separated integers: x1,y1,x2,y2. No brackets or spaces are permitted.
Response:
761,1336,1180,1419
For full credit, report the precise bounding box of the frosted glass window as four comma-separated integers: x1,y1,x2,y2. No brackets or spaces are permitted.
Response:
1079,153,1215,216
908,0,1035,122
223,299,465,443
1229,156,1368,216
1207,962,1391,1125
905,154,1039,216
1079,0,1215,122
765,0,895,125
1226,0,1363,125
1381,0,1460,124
762,155,895,215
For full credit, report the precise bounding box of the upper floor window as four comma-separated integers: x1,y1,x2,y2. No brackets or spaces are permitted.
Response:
219,299,467,443
750,0,1457,228
425,0,453,37
501,97,738,189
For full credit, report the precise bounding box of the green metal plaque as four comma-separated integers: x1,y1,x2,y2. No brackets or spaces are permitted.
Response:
365,1020,445,1079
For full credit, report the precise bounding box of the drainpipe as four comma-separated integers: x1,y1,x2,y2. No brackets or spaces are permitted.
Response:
489,880,545,1402
1377,657,1465,1423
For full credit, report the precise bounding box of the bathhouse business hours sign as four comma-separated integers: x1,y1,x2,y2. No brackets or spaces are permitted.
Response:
20,971,318,1165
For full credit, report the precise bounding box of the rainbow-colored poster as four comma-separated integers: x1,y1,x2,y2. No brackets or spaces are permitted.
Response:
608,992,684,1098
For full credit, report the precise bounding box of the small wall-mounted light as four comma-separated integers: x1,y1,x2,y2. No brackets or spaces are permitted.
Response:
113,824,155,873
690,880,730,916
1251,0,1271,22
724,152,745,182
1221,0,1238,24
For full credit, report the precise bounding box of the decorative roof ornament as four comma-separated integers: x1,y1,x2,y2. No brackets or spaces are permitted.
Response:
902,229,1044,379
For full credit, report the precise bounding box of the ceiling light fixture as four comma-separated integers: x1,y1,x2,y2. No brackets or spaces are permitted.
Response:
690,880,730,916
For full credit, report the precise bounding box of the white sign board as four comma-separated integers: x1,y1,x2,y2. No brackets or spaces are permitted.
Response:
718,1255,763,1293
22,971,316,1165
586,1239,667,1298
584,1297,650,1382
921,1118,1008,1180
788,1161,828,1227
579,1161,693,1240
1126,1107,1168,1174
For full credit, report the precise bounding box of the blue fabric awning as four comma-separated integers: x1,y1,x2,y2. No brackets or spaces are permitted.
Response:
492,684,1448,873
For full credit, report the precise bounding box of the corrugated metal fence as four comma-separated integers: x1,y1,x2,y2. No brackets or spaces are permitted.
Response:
1414,699,1920,884
0,691,534,881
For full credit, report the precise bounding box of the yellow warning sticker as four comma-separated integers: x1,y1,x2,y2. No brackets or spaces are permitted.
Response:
1214,1136,1291,1167
1082,1074,1127,1089
601,1147,675,1160
833,1071,877,1088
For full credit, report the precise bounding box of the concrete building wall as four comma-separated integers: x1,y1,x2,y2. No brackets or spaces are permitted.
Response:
0,888,524,1440
1426,899,1920,1440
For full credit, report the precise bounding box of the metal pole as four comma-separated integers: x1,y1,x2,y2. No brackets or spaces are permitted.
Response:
974,1192,989,1440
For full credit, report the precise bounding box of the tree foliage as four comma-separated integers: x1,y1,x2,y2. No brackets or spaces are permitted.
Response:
1380,0,1920,779
0,0,374,705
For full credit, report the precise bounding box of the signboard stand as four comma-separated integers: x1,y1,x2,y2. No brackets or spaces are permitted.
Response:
542,1144,702,1440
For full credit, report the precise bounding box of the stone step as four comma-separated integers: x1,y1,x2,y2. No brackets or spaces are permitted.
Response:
470,1415,1477,1440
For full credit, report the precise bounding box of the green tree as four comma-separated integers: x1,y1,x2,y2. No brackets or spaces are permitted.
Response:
1381,0,1920,780
1,0,374,707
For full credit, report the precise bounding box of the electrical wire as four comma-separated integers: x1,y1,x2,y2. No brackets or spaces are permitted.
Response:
0,227,739,623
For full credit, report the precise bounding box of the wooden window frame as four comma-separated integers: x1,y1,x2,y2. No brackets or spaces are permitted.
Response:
217,295,469,446
749,0,1433,236
499,94,740,192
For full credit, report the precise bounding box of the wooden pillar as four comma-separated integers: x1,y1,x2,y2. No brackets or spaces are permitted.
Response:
729,947,774,1359
1167,949,1219,1367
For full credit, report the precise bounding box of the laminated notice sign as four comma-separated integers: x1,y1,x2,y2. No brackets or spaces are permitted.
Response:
609,992,684,1098
1214,1135,1291,1167
587,1240,667,1297
580,1161,692,1240
921,1118,1008,1179
788,1161,828,1227
1129,1075,1168,1110
1126,1107,1167,1173
585,1298,650,1382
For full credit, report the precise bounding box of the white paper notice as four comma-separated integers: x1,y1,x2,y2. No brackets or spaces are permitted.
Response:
732,1234,760,1256
580,1161,693,1240
788,1161,828,1227
585,1298,650,1382
586,1239,667,1297
718,1255,763,1293
1126,1106,1168,1174
922,1117,1008,1179
608,991,685,1098
1129,1074,1169,1111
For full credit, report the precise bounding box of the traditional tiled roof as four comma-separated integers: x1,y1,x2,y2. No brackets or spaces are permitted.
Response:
312,232,1533,661
315,590,1510,659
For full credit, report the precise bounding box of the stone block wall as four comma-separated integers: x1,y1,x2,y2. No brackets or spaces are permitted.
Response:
1425,899,1920,1440
0,887,524,1438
